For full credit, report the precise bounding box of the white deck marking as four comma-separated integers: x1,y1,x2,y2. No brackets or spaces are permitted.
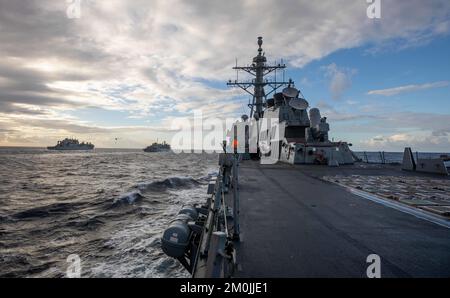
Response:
347,187,450,229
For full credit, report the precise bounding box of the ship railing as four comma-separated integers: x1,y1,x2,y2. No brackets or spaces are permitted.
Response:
356,151,450,169
358,151,401,165
192,148,240,278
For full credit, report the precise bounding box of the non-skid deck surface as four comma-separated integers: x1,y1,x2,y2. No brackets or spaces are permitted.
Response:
233,161,450,277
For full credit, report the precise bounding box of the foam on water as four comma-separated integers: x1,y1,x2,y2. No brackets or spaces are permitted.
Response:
112,191,145,207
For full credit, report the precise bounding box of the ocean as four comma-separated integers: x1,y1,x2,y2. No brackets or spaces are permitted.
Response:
0,148,218,278
0,148,448,278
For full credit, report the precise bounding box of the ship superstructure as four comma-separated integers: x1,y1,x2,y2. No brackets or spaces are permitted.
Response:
227,37,353,165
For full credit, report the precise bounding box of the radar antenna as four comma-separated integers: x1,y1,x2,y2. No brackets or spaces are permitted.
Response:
227,37,291,119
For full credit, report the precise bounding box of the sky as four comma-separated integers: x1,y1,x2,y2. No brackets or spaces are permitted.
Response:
0,0,449,151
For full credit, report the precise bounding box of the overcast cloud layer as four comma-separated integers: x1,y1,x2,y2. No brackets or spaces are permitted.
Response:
0,0,449,150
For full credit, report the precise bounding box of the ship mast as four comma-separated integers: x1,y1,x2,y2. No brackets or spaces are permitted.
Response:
227,37,291,119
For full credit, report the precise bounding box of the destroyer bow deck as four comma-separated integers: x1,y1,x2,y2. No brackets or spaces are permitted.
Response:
231,161,450,277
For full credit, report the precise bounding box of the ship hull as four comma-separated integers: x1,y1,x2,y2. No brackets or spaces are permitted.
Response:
47,146,94,151
143,149,171,152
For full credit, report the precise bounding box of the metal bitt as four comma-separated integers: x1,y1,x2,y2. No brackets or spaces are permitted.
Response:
227,37,291,119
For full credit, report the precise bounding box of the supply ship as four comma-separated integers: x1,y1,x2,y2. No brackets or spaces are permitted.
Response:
160,38,450,278
47,138,94,150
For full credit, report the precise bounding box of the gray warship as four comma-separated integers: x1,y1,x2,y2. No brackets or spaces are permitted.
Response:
161,38,450,278
47,138,94,150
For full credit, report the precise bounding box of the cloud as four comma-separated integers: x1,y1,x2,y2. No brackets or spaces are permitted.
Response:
367,81,450,96
432,129,450,137
315,100,377,122
312,100,450,151
1,0,450,146
379,112,450,133
323,64,357,100
0,112,175,148
338,111,450,151
361,132,450,152
337,111,450,137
